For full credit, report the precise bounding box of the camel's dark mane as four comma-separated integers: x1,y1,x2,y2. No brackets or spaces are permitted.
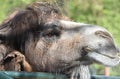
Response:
0,2,61,36
0,2,62,52
0,8,38,35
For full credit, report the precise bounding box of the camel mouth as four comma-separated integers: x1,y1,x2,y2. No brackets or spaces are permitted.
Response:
88,52,120,67
96,52,117,59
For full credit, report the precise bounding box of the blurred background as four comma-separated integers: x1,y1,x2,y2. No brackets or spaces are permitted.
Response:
0,0,120,76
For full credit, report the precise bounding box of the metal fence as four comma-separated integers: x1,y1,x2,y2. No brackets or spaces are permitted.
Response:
0,71,120,79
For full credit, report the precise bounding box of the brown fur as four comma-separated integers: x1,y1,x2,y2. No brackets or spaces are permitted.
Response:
0,2,68,72
0,2,119,79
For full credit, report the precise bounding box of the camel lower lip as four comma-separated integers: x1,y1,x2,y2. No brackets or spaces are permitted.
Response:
97,52,116,59
88,52,120,67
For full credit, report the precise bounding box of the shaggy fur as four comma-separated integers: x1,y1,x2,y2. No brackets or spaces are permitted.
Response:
0,2,120,79
0,1,71,73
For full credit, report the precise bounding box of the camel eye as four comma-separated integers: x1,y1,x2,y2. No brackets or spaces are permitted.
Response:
42,24,62,37
46,32,52,37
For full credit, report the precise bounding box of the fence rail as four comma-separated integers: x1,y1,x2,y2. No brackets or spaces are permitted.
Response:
0,71,120,79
